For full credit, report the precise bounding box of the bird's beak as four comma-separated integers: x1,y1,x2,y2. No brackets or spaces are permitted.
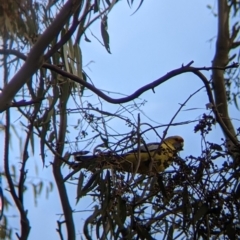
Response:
180,142,184,150
174,142,184,151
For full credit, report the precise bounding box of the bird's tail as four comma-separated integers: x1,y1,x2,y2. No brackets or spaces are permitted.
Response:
73,153,156,174
75,155,99,161
73,153,125,171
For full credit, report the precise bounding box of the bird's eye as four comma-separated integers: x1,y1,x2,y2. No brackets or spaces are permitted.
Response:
175,137,183,142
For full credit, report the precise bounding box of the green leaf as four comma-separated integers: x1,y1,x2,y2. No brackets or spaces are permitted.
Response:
226,222,236,240
167,224,174,240
105,0,111,6
235,183,240,199
117,196,127,224
63,42,70,73
35,164,38,176
131,0,144,15
80,71,87,95
209,143,223,151
135,222,153,240
162,219,169,240
84,206,101,240
76,172,84,204
73,43,83,79
63,151,71,162
76,171,100,200
107,0,118,13
32,184,37,206
182,186,190,220
40,120,50,165
30,130,35,155
38,182,43,195
94,0,99,13
233,93,239,110
48,131,55,143
96,214,101,239
101,170,111,211
68,37,74,59
0,216,7,239
69,46,77,77
157,175,168,200
84,33,91,42
193,203,208,223
101,15,111,54
100,135,109,148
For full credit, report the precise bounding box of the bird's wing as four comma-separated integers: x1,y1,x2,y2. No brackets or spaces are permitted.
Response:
127,142,160,153
73,136,184,174
123,138,181,173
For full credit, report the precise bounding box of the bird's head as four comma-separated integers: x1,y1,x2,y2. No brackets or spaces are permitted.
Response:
164,135,184,151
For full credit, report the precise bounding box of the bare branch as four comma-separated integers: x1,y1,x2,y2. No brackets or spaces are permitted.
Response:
0,0,82,112
0,47,238,147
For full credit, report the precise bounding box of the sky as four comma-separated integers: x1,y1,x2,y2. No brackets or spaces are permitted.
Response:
2,0,240,239
79,0,220,155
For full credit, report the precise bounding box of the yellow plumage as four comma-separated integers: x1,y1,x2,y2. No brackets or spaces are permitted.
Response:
74,136,184,174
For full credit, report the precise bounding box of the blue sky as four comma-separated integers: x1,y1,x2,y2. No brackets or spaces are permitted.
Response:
3,0,240,239
79,0,219,154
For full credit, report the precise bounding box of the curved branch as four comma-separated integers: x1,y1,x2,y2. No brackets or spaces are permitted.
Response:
0,48,238,145
53,81,75,239
43,62,223,103
45,62,239,146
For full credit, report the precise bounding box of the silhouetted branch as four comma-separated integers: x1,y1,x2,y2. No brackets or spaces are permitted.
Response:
0,48,238,147
53,80,75,239
44,1,84,59
56,220,65,240
0,0,82,112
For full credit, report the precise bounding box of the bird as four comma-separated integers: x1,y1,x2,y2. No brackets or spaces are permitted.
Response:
73,136,184,174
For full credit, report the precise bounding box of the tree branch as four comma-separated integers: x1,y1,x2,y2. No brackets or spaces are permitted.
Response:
0,0,81,112
0,48,238,146
2,43,31,239
44,1,84,59
212,0,239,159
53,80,75,239
5,110,31,240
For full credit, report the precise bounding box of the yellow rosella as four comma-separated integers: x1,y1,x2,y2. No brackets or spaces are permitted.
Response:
74,136,184,174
